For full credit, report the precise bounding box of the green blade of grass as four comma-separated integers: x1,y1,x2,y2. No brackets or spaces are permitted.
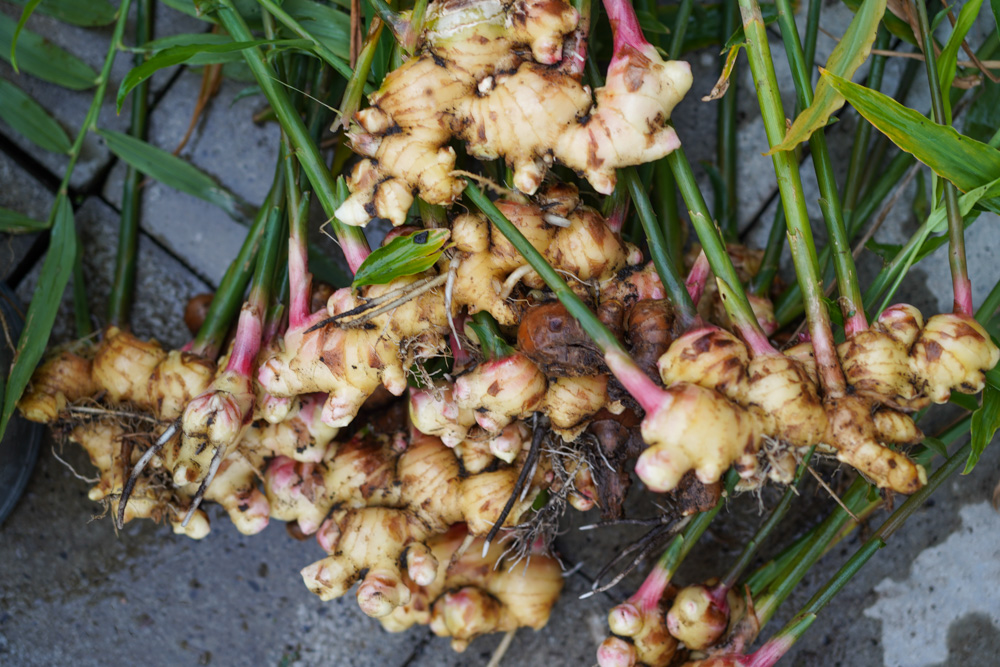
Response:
9,0,40,72
0,195,75,439
8,0,116,26
0,206,48,232
826,71,1000,210
0,12,98,89
116,38,311,111
0,80,71,154
96,129,256,223
768,0,886,153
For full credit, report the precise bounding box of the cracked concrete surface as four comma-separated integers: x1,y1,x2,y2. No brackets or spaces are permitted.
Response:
2,1,1000,666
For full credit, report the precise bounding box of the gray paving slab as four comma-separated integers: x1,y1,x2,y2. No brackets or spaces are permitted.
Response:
102,69,282,287
0,148,52,282
14,196,210,348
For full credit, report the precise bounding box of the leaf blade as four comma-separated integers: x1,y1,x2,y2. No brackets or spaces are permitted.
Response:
7,0,116,27
768,0,886,153
825,71,1000,196
0,13,98,89
352,229,450,288
0,206,48,232
0,195,75,441
117,39,310,112
965,383,1000,473
97,129,255,223
0,80,71,154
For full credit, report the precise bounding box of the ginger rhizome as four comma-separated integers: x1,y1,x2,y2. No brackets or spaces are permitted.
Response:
335,0,692,227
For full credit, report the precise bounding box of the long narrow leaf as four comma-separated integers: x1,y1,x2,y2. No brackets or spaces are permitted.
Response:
0,80,71,153
826,71,1000,203
0,13,98,89
97,129,255,222
282,0,352,60
0,206,48,232
8,0,116,26
9,0,40,72
0,195,75,440
117,39,310,111
768,0,886,152
965,383,1000,473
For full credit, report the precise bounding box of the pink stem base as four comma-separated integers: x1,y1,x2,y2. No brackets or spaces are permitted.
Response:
630,561,672,612
844,311,868,339
953,275,973,316
602,0,651,61
686,251,711,305
289,238,312,330
226,305,264,377
605,349,669,415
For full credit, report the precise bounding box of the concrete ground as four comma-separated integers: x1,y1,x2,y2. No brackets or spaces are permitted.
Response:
2,1,999,666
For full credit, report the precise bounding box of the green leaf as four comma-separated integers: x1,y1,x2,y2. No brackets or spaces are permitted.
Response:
8,0,116,26
140,32,235,53
825,71,1000,206
937,0,985,124
912,169,928,222
281,0,351,61
97,129,255,223
965,383,1000,473
0,13,98,89
768,0,886,153
351,229,450,288
964,80,1000,145
637,10,671,35
117,39,310,112
723,3,779,48
0,80,70,153
841,0,917,44
10,0,41,72
0,195,75,442
921,436,948,458
993,0,1000,39
0,206,48,232
864,239,902,262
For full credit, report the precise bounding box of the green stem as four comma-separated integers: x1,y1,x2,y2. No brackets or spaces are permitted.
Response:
652,162,683,270
108,0,152,329
914,0,970,315
467,311,515,360
667,147,771,343
717,0,740,240
749,205,785,297
737,0,845,393
336,18,385,132
720,448,815,592
622,167,697,327
774,0,865,335
463,182,624,357
192,164,285,359
209,0,371,274
253,0,354,80
752,477,870,626
402,0,430,52
761,439,972,657
801,0,822,79
364,0,410,43
72,240,91,338
842,28,890,216
668,0,694,58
